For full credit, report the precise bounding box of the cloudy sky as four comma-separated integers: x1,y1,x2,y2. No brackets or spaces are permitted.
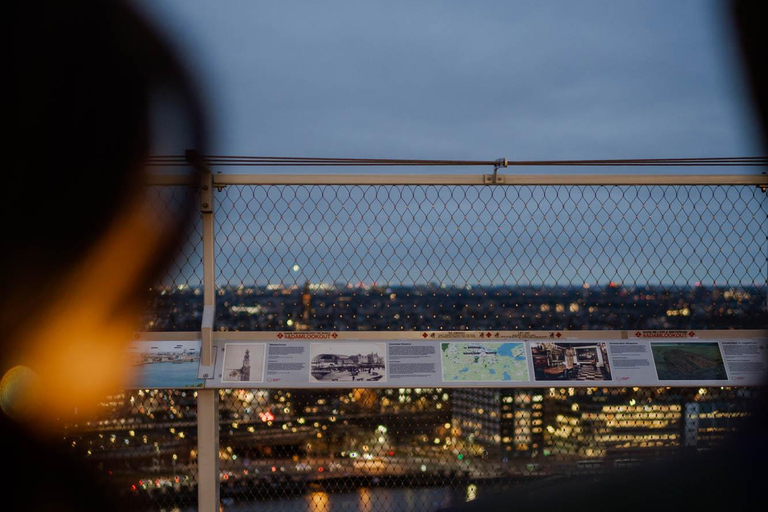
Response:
133,0,762,172
132,1,765,289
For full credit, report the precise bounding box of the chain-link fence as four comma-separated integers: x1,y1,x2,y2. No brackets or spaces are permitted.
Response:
214,386,760,512
142,185,205,332
64,385,761,511
214,184,766,331
61,179,766,511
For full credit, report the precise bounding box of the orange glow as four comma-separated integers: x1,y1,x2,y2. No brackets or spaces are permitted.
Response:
7,193,173,431
307,491,330,512
359,487,373,512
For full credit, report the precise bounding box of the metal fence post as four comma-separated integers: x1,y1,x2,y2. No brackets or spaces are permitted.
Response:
197,167,220,511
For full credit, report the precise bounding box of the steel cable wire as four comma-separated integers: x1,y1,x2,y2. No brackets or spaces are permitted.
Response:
146,155,768,167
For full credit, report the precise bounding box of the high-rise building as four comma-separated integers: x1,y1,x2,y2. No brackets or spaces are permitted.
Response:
543,388,683,461
451,389,544,461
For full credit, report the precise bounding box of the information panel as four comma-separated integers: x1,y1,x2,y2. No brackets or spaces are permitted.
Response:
197,330,767,389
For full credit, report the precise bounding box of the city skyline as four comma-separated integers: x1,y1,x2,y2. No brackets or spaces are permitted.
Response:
143,282,768,333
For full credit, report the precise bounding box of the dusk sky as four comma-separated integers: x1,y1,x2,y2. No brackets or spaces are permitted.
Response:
134,1,766,288
133,0,763,172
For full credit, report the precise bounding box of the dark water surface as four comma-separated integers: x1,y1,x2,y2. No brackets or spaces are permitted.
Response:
173,485,476,512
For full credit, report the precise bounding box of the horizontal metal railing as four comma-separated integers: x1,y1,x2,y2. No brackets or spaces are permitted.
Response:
147,172,768,186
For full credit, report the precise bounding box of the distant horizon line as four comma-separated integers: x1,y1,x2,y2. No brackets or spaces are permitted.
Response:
151,282,767,291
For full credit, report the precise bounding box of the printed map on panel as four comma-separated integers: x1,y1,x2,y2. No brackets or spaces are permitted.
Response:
441,342,529,382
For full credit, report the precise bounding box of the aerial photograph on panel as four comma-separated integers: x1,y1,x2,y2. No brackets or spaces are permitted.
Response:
651,342,728,380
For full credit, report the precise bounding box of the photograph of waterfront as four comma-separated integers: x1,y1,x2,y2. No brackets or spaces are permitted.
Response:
651,342,728,381
223,343,266,383
125,340,203,389
310,342,387,382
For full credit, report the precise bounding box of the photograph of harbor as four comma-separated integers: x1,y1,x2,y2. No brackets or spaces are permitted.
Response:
531,341,612,381
222,343,266,383
125,340,203,389
310,342,387,382
651,342,728,381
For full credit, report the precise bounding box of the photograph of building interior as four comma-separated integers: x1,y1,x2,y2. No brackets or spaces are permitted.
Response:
531,342,612,381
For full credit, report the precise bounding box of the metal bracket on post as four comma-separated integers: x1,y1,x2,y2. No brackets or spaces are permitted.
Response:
214,176,226,193
201,178,213,213
198,304,217,380
186,149,214,212
484,158,508,184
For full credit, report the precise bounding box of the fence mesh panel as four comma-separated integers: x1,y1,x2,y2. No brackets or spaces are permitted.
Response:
214,185,766,331
60,182,765,511
142,185,205,332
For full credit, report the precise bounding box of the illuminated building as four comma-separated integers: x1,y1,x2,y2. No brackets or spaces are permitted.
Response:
540,387,755,461
544,388,684,460
683,388,756,448
451,389,543,460
379,388,450,414
294,281,312,331
449,388,742,462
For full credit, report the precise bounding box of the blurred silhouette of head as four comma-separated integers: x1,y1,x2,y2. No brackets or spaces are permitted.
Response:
731,1,768,151
3,0,206,431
